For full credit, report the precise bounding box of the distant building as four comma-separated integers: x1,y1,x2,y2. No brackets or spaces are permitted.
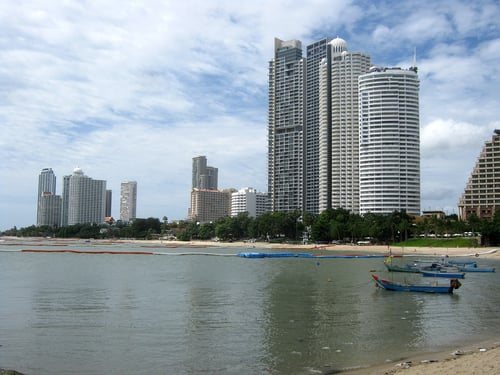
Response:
37,168,62,226
105,190,112,218
358,66,420,215
120,181,137,222
422,210,446,220
458,130,500,220
37,193,62,226
188,189,233,223
231,187,270,218
192,156,218,190
61,167,107,226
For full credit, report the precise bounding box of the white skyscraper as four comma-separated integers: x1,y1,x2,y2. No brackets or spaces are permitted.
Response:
62,168,107,226
318,38,371,213
120,181,137,222
358,66,420,215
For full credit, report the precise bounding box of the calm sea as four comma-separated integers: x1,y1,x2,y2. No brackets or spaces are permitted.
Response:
1,240,499,374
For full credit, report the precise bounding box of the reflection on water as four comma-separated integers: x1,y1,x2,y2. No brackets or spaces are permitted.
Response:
0,242,499,374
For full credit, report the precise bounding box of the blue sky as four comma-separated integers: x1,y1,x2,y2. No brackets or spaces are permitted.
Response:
1,0,499,230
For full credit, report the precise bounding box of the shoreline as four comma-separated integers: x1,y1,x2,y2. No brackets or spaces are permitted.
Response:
1,236,498,259
342,338,500,374
138,239,500,259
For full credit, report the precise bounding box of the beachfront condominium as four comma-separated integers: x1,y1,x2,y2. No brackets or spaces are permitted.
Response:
188,188,233,223
458,129,500,220
268,36,421,216
192,156,218,190
120,181,137,222
269,37,371,215
304,38,331,213
358,66,421,215
61,167,107,226
231,187,270,218
36,168,62,226
268,38,305,212
318,37,371,213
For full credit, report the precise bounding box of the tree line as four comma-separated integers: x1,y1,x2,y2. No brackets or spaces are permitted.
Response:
3,208,500,246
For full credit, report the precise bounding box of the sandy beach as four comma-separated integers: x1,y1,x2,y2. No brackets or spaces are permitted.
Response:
154,238,500,259
344,339,500,374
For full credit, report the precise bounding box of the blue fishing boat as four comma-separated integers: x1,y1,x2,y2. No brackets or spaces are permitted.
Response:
446,260,477,267
371,274,461,293
457,266,495,273
421,270,465,278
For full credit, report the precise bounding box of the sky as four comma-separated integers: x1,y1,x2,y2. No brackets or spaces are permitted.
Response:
1,0,499,230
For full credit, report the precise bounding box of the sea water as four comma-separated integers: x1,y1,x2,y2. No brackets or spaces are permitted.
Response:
1,240,499,374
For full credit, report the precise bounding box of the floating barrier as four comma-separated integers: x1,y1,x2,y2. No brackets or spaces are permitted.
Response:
21,249,154,255
13,249,237,257
237,252,387,259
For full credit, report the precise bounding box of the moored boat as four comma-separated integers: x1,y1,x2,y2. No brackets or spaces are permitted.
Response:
421,270,465,278
457,266,495,273
371,274,461,293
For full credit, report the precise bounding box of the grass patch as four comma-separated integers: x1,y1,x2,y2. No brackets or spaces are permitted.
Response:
394,237,479,248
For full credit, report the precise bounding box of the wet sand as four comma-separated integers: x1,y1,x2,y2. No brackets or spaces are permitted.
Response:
343,339,500,374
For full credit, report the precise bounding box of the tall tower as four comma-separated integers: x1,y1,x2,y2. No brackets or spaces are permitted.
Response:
192,156,218,190
318,38,371,213
358,66,421,215
61,168,107,226
268,38,305,212
38,168,56,197
120,181,137,222
37,168,61,226
304,38,331,214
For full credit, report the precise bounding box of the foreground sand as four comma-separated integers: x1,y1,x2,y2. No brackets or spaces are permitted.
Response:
344,339,500,374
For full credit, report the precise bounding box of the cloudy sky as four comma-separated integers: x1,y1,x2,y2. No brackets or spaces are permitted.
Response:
1,0,499,230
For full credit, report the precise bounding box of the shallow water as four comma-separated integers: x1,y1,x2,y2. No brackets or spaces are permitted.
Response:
1,241,499,374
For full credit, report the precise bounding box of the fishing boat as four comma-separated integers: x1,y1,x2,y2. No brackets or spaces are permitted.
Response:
421,270,465,278
446,260,477,267
457,265,495,273
384,263,422,273
384,257,441,273
371,274,461,293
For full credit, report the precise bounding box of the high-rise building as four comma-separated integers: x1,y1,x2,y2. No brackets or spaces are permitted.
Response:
231,187,270,218
188,188,233,223
37,168,61,226
37,193,62,226
192,156,218,190
304,38,331,214
120,181,137,222
268,38,305,212
458,129,500,220
358,66,420,215
318,37,371,213
61,168,107,226
268,36,420,216
105,190,112,218
38,168,56,197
